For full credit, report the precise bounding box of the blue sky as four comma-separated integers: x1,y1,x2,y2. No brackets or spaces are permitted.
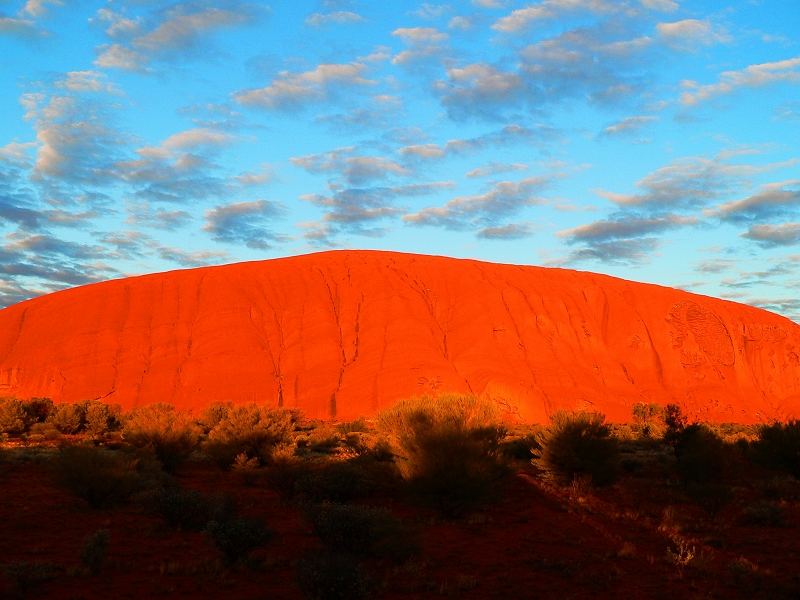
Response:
1,0,799,320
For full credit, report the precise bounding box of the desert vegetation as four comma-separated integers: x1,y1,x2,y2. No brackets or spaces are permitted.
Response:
1,394,799,598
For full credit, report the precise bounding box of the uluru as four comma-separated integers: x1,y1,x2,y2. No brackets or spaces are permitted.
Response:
0,250,798,423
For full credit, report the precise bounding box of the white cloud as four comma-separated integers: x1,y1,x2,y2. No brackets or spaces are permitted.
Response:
657,19,730,50
305,11,364,27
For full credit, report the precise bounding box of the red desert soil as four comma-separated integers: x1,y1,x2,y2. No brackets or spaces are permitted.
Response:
0,250,798,422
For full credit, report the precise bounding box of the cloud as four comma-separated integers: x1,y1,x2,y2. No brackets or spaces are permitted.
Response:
466,162,528,178
391,27,449,65
656,19,729,50
292,148,410,185
301,181,455,242
448,16,474,31
305,11,363,27
560,213,696,242
203,200,285,249
492,0,617,33
22,0,61,18
565,237,659,264
711,180,800,223
680,57,800,106
600,115,657,137
742,223,800,247
640,0,678,11
94,2,261,71
597,155,795,210
56,70,118,94
234,63,373,110
20,91,126,183
0,15,39,38
477,223,532,239
404,176,551,231
435,63,524,118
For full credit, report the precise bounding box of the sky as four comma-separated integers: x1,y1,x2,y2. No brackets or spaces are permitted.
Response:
0,1,799,321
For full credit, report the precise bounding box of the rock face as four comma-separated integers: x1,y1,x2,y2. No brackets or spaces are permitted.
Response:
0,250,799,422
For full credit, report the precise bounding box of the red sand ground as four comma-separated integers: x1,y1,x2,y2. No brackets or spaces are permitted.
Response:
0,250,799,422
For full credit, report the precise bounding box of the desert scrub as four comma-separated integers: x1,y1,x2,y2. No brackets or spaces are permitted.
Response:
0,398,28,434
123,403,200,472
378,393,508,516
751,420,800,478
204,404,298,468
147,486,233,531
84,401,122,439
296,550,372,600
739,500,787,527
52,446,153,508
308,503,418,562
206,517,272,565
631,402,664,438
536,411,619,486
2,561,60,597
673,425,732,513
48,403,86,434
294,455,401,503
80,529,110,575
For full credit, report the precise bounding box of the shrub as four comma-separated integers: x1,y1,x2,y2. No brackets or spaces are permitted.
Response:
27,422,62,442
336,418,370,434
123,404,200,472
81,529,110,575
378,394,508,516
147,486,232,531
198,402,232,434
2,562,60,597
674,424,727,483
48,403,86,434
84,401,121,438
206,517,272,565
296,551,372,600
632,402,664,438
308,503,418,562
0,398,28,434
663,404,688,446
21,398,54,426
751,420,800,478
204,405,297,468
294,456,400,503
500,432,542,460
52,446,148,508
739,500,787,527
537,411,619,486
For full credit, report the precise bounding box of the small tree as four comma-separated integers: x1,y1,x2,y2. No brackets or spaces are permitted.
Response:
0,398,27,434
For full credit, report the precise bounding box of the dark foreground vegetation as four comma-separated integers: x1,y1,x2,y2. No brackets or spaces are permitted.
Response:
1,395,799,598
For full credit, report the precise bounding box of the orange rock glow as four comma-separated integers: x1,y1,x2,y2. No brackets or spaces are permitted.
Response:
0,250,798,422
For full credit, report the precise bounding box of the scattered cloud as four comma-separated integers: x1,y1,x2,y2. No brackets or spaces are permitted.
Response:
305,11,364,27
292,147,410,185
466,162,528,178
492,0,617,33
203,200,285,249
405,176,552,231
656,19,730,50
742,223,800,247
391,26,449,65
600,115,657,137
477,223,533,239
680,57,800,106
711,180,800,223
235,62,373,110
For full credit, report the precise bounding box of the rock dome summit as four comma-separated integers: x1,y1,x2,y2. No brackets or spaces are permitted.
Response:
0,250,798,422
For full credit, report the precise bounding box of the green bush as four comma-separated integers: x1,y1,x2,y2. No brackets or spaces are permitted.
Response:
308,503,418,562
206,517,272,565
0,398,28,434
751,420,800,478
204,404,298,468
537,411,619,486
296,551,372,600
123,404,200,472
48,403,86,434
378,394,508,516
52,446,149,508
81,529,110,575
